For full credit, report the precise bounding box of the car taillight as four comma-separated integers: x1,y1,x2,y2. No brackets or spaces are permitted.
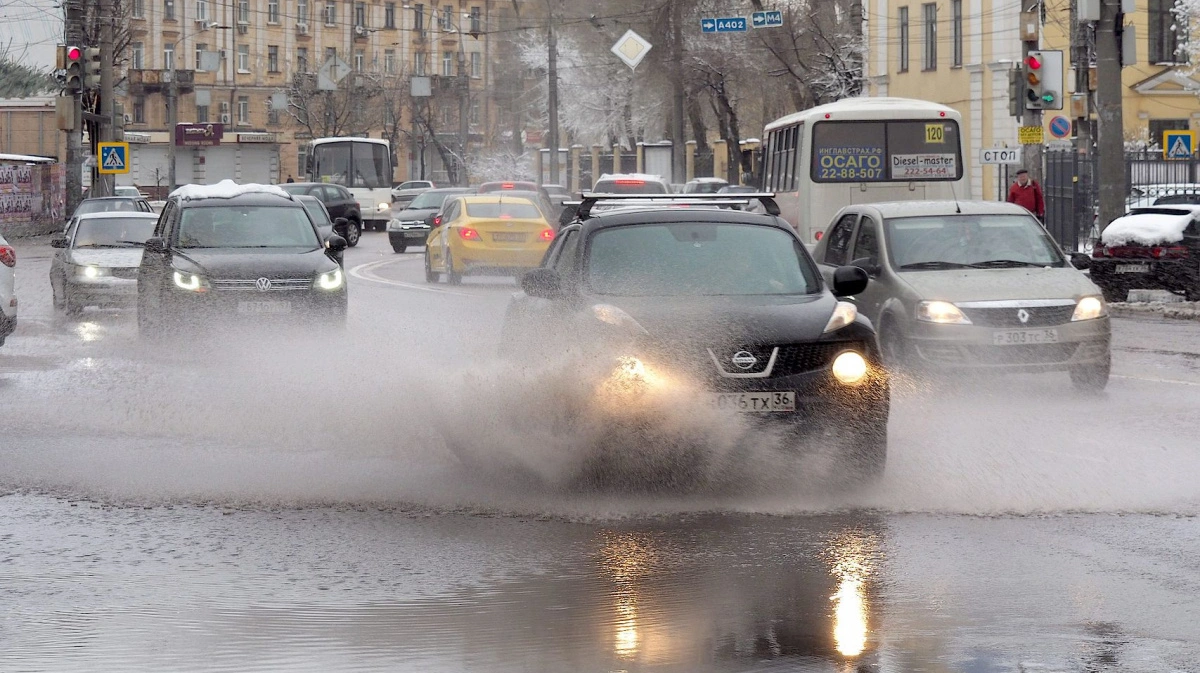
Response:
1092,243,1108,257
501,182,515,189
458,227,480,240
433,215,443,227
1156,246,1190,259
0,245,14,267
540,229,555,242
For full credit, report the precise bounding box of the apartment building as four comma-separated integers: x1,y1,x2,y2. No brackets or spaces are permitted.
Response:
865,0,1200,200
119,0,512,189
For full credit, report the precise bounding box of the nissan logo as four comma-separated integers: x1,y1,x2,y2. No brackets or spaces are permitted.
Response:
1017,308,1030,324
255,277,272,292
730,351,758,370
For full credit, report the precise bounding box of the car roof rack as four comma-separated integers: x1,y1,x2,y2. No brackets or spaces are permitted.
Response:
569,192,781,221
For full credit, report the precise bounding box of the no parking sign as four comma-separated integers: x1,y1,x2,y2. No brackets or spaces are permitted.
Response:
1048,116,1071,139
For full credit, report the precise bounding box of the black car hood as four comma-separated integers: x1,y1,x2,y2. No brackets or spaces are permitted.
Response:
172,248,336,279
600,293,840,346
396,207,438,221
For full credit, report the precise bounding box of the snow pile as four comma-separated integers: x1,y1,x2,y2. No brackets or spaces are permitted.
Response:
170,179,290,201
1102,211,1195,246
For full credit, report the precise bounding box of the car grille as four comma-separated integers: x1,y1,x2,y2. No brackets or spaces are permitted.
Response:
918,342,1080,365
210,278,312,292
111,267,139,279
960,305,1076,327
704,342,852,377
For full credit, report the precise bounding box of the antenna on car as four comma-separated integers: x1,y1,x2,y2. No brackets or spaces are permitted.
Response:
949,179,962,214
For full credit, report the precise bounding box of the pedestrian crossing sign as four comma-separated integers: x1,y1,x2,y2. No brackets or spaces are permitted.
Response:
1163,130,1195,160
98,142,130,174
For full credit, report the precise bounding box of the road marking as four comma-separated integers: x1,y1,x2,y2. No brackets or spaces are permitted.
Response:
1113,374,1200,387
348,258,472,296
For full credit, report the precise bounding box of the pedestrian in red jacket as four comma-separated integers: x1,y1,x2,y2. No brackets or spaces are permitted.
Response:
1007,169,1045,219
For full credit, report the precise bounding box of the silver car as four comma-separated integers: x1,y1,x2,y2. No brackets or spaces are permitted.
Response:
0,233,15,347
811,201,1112,391
50,212,160,315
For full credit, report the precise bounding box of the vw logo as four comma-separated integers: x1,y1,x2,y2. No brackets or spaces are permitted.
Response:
730,351,758,370
255,277,272,292
1017,308,1031,324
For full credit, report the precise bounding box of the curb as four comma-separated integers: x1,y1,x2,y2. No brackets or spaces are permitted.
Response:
1110,302,1200,321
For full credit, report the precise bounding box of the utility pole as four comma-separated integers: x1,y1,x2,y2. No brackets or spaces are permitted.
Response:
1071,0,1094,243
546,0,559,187
167,52,178,192
64,0,85,212
669,0,685,184
97,0,115,197
1095,0,1125,229
458,44,468,186
1020,7,1044,188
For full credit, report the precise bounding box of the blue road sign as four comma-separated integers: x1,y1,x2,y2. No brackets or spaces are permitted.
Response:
700,18,717,33
1164,130,1195,159
1048,115,1071,139
715,17,747,32
752,10,784,27
97,142,129,174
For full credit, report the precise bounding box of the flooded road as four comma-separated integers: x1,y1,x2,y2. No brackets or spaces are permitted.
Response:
3,233,1200,672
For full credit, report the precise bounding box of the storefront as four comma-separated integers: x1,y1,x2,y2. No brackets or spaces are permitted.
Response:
119,125,281,194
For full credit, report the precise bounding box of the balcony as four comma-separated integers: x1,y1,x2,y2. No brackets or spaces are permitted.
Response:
129,68,196,93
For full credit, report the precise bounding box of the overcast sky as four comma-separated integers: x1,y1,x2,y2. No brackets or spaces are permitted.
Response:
1,0,62,70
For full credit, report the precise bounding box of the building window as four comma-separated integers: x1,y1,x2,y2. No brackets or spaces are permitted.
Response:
1150,119,1190,146
133,95,146,123
414,3,424,33
469,101,479,125
1150,0,1186,63
384,49,396,73
951,0,963,66
132,0,145,18
237,44,250,72
196,0,207,22
268,98,281,125
237,96,250,124
922,3,937,70
469,6,480,34
132,42,144,69
195,43,207,70
441,4,452,29
164,0,175,20
470,51,480,77
268,45,280,72
442,50,453,76
297,0,309,22
325,46,337,61
297,47,309,72
324,0,336,25
355,2,366,27
354,50,365,71
238,0,249,23
385,2,395,28
415,51,426,75
268,0,280,22
163,45,175,70
898,7,909,72
196,104,209,122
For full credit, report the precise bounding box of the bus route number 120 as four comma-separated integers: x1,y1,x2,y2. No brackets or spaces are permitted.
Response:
925,124,945,144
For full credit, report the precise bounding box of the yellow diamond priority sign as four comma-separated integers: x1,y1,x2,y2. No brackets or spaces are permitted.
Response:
610,30,652,70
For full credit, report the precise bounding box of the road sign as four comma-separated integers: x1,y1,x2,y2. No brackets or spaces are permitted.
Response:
317,56,352,91
701,18,717,33
611,30,652,70
1164,130,1195,159
752,10,783,27
715,17,748,32
1018,125,1044,145
980,147,1023,164
1048,116,1071,138
98,142,129,174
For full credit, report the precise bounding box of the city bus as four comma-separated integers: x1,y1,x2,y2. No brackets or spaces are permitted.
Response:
760,97,969,243
305,137,394,231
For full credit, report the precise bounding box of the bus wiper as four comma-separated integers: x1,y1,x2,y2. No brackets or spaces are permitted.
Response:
898,261,972,270
969,259,1046,268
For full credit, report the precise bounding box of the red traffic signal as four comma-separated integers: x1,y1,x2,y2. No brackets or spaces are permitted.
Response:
66,46,83,62
1025,55,1042,70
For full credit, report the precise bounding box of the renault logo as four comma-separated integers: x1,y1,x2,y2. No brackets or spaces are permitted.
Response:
255,277,272,292
730,351,758,370
1017,308,1031,324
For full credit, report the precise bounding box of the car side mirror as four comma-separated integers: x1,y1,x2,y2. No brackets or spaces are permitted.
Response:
144,237,168,254
520,268,562,299
832,265,869,297
326,234,348,253
849,257,882,277
1070,252,1091,270
333,217,349,235
51,236,68,249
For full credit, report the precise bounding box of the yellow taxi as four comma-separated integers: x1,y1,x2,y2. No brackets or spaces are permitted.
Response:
424,195,555,284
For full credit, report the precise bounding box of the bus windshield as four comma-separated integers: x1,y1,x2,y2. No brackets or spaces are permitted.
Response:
309,141,391,189
810,120,962,183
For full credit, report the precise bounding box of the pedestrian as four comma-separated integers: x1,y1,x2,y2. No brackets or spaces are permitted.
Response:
1007,169,1044,221
286,175,295,183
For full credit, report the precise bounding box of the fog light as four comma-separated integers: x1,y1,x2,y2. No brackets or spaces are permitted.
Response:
831,351,869,384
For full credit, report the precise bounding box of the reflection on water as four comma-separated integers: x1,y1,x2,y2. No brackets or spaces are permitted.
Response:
827,528,880,659
75,321,104,342
597,531,658,661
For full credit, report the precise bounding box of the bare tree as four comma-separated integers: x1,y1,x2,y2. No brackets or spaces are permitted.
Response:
286,72,385,138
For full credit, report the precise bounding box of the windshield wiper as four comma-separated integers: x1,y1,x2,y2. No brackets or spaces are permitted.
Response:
115,240,146,247
898,261,972,270
968,259,1050,268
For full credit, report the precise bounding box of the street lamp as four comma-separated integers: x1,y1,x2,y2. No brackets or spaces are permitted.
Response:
167,21,230,192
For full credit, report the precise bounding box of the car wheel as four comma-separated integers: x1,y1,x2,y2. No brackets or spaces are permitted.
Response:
137,298,163,338
392,242,407,254
52,280,64,311
424,249,440,283
345,220,361,247
1099,284,1127,304
1070,354,1111,393
878,320,910,369
445,250,463,285
845,422,888,484
63,291,83,317
1186,286,1200,303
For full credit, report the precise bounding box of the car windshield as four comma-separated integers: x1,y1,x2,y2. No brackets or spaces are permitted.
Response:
409,192,455,209
398,181,429,190
885,214,1065,269
278,184,308,196
76,199,139,215
1153,194,1200,205
176,206,320,249
299,201,331,226
73,217,157,248
685,182,727,194
587,223,818,296
114,187,141,197
465,202,542,219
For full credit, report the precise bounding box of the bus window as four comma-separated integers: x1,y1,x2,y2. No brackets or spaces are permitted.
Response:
311,142,391,189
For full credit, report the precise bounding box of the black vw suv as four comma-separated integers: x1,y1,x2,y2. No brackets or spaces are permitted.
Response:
136,182,348,335
498,194,890,482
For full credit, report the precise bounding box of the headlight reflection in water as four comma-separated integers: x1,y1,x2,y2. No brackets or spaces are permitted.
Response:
827,529,879,658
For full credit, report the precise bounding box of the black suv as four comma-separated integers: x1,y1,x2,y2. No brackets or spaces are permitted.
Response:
279,182,361,246
136,183,348,335
496,194,889,482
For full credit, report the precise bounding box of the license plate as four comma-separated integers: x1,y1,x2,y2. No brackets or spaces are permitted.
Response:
492,232,526,243
993,328,1059,346
708,391,796,412
404,230,427,238
1115,263,1150,274
237,301,291,315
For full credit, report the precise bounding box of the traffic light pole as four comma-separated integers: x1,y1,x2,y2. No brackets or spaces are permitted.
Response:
63,0,84,213
1021,39,1045,188
96,0,116,197
1095,0,1125,230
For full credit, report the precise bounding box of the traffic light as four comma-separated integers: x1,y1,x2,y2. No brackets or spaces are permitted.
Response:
1023,50,1063,110
64,45,84,90
1008,68,1024,118
84,47,101,89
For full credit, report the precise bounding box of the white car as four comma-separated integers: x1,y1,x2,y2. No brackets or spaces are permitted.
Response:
0,233,16,347
590,173,673,195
